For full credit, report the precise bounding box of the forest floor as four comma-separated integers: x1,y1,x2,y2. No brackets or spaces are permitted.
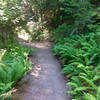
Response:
12,41,72,100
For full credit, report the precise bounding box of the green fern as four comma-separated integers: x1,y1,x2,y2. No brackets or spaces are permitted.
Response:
84,93,96,100
53,32,100,99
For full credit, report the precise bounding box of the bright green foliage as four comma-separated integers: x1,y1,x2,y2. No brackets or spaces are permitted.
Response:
84,86,100,100
53,32,100,99
0,40,34,99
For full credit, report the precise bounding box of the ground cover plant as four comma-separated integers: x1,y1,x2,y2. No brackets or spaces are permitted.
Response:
0,0,100,100
0,40,34,100
53,32,100,100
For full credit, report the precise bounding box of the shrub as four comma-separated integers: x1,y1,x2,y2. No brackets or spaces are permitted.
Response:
0,40,34,98
53,32,100,100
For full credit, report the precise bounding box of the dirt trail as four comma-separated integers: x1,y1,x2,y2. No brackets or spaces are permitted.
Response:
12,41,71,100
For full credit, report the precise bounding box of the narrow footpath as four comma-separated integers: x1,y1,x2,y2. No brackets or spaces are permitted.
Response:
12,41,71,100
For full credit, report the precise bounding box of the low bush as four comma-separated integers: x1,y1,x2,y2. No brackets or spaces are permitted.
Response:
0,40,34,99
53,32,100,100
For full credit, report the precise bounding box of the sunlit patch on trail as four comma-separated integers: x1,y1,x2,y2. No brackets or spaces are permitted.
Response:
31,42,51,49
31,71,40,78
30,65,42,78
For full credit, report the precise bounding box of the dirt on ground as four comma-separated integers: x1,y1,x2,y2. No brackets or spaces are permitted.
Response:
12,41,72,100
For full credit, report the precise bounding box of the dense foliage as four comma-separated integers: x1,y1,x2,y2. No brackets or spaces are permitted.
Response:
52,1,100,100
53,32,100,100
0,0,100,100
0,39,34,99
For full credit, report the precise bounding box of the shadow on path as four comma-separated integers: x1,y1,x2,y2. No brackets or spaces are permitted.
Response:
12,41,72,100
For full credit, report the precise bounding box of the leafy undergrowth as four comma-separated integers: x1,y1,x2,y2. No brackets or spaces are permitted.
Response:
0,41,34,100
53,32,100,100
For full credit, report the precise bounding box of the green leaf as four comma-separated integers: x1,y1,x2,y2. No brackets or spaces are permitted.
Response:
84,93,96,100
74,87,91,92
67,82,78,88
97,86,100,100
